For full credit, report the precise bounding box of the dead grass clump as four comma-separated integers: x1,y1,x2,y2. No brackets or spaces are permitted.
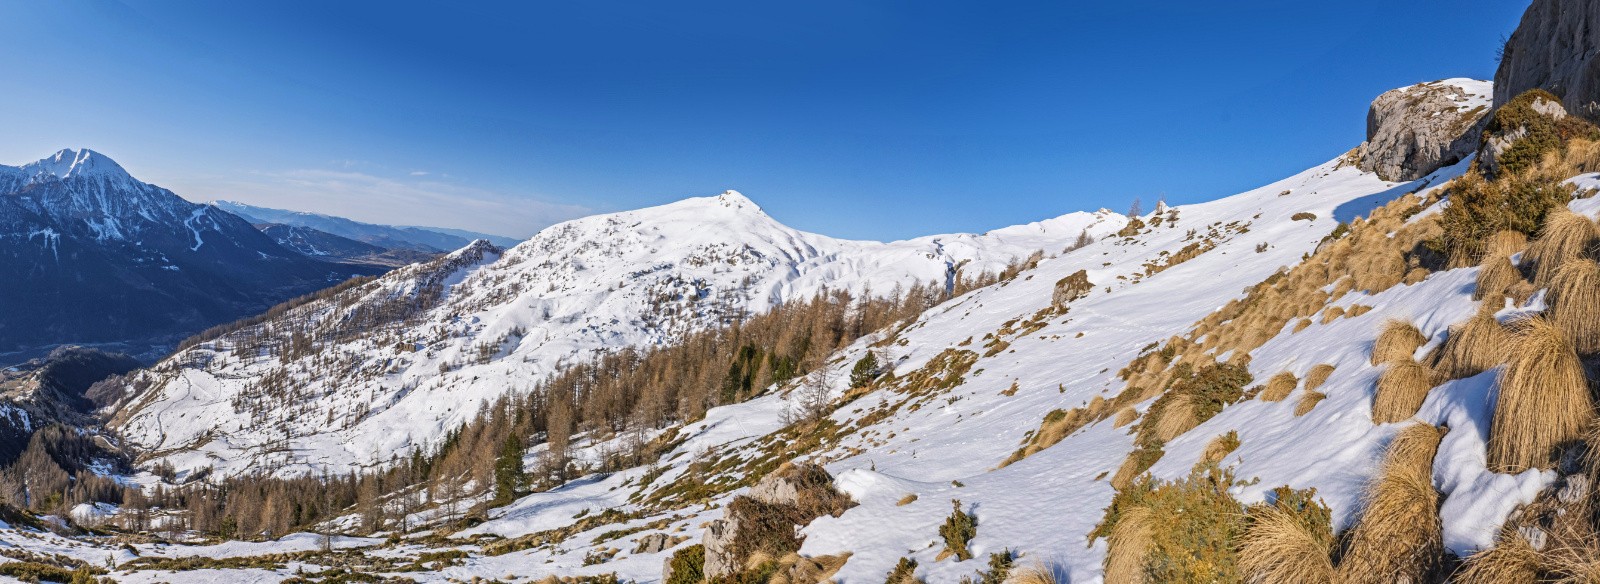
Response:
1545,258,1600,354
1320,306,1345,325
1372,319,1427,366
1453,533,1540,584
1198,431,1240,466
1261,372,1299,402
1102,506,1152,584
1352,249,1407,293
1474,254,1523,302
1347,305,1374,318
1238,488,1335,584
1372,360,1442,424
1528,208,1600,286
1546,541,1600,582
1484,230,1529,258
1489,317,1594,473
1295,391,1327,416
1304,364,1336,391
1433,313,1511,379
1006,562,1057,584
1338,423,1446,584
1113,407,1138,428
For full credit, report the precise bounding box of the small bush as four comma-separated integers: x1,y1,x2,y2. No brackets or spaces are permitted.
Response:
665,545,705,584
1094,464,1249,583
1292,212,1317,221
940,500,977,561
884,557,920,584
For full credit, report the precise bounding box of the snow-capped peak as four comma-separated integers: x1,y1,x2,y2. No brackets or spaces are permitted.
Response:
21,148,131,182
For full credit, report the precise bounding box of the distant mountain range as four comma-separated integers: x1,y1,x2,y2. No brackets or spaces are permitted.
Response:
0,149,385,362
211,200,522,251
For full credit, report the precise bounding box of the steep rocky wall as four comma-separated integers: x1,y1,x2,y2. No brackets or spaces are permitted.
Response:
1494,0,1600,121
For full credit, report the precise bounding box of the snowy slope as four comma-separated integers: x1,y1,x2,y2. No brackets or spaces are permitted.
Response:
113,191,1128,478
405,153,1526,584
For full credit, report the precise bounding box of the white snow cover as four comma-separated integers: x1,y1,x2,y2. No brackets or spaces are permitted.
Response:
19,79,1590,583
114,190,1129,477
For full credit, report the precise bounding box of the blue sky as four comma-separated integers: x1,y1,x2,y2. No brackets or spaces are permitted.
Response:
0,1,1528,240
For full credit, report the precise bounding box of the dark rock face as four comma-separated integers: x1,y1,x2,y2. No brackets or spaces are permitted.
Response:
0,149,382,361
1355,80,1493,182
1494,0,1600,121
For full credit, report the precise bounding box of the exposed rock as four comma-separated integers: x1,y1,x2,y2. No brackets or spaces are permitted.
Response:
1052,270,1093,309
700,463,855,579
1476,89,1595,178
634,532,671,554
1355,79,1493,182
1494,0,1600,121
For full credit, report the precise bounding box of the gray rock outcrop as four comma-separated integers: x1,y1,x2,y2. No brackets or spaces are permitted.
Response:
1355,79,1493,182
1494,0,1600,121
700,463,854,579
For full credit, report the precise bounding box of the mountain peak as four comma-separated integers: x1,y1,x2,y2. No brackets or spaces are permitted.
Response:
22,148,132,182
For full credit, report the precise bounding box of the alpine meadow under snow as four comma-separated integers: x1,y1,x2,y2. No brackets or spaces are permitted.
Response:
9,1,1600,582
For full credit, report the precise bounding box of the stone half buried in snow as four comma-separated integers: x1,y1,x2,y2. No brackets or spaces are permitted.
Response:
700,462,856,579
1356,79,1493,182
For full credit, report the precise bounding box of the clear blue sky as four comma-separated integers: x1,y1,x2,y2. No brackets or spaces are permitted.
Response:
0,1,1529,240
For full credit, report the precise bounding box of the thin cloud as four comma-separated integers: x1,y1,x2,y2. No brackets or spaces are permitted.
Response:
180,169,590,239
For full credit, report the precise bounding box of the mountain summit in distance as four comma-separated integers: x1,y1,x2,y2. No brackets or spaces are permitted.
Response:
0,149,383,362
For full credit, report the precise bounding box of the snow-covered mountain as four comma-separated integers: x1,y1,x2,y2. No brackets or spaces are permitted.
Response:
110,190,1127,477
0,149,379,362
213,200,522,251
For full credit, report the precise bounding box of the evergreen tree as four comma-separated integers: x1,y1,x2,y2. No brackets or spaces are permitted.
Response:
493,435,526,505
850,352,880,388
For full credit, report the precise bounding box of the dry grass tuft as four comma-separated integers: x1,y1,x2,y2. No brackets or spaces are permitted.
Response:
1152,392,1198,443
1320,306,1346,325
1339,423,1446,584
1304,364,1336,391
1103,506,1153,584
1546,541,1600,582
1474,254,1523,303
1528,208,1600,286
1238,503,1335,584
1453,532,1540,584
1113,407,1138,428
1372,319,1427,366
1261,372,1299,402
1295,391,1327,417
1199,431,1240,466
1433,313,1511,379
1489,317,1593,473
1484,230,1530,258
1372,360,1442,424
1007,562,1058,584
1545,258,1600,354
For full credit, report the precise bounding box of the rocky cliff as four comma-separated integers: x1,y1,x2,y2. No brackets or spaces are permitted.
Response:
1494,0,1600,120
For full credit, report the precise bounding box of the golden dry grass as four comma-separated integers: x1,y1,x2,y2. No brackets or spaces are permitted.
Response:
1295,391,1326,417
1489,317,1594,473
1339,423,1445,584
1528,208,1600,286
1113,407,1138,428
1007,562,1058,584
1433,313,1511,380
1353,248,1407,293
1261,371,1299,402
1152,392,1198,443
1103,506,1152,584
1545,258,1600,354
1304,364,1336,391
1372,319,1427,366
1198,431,1239,466
1372,360,1442,423
1474,254,1523,303
1484,230,1530,259
1453,533,1540,584
1546,541,1600,583
1238,504,1335,584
